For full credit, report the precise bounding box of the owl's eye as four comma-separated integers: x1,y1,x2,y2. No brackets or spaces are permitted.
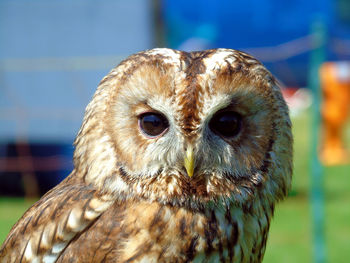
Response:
139,112,169,137
209,111,242,138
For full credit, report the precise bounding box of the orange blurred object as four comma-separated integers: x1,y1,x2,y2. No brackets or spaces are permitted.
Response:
319,62,350,165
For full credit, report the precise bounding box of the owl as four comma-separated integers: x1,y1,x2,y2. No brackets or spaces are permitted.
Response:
0,48,292,262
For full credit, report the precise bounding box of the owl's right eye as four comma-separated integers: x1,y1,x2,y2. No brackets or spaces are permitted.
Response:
139,112,169,138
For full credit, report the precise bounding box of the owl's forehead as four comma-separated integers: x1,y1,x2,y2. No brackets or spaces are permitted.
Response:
130,48,266,94
143,48,261,74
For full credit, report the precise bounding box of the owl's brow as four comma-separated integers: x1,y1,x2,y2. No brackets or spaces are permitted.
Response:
175,51,220,137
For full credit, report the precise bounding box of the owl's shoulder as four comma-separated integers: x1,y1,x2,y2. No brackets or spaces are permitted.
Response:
0,174,113,262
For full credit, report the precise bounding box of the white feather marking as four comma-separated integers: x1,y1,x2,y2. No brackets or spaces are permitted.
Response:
139,255,158,263
43,254,58,263
109,176,129,193
136,184,142,194
67,209,80,232
206,181,213,193
145,48,181,65
40,227,51,249
167,182,174,194
55,223,65,241
98,134,110,144
24,240,34,260
51,242,67,254
89,198,113,213
203,49,236,72
162,207,171,221
84,209,100,221
196,237,206,251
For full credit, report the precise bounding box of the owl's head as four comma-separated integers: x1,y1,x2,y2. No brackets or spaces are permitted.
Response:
73,48,293,208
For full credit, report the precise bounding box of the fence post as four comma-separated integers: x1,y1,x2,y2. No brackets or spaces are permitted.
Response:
308,20,327,263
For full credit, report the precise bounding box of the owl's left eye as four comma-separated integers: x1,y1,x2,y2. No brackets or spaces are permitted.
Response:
139,112,169,138
209,111,242,138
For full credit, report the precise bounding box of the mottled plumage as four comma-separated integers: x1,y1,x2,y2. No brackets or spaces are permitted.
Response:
0,48,293,262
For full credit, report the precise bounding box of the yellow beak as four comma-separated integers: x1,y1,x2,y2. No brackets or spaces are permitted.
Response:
184,146,195,177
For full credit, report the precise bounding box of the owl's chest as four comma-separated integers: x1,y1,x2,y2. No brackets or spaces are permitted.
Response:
117,202,268,263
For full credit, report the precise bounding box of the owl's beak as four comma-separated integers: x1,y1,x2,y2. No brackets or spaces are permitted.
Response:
184,145,195,177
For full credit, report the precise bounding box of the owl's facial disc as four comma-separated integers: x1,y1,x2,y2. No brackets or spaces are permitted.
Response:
100,48,293,206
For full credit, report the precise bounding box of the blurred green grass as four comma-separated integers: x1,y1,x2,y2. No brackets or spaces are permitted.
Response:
0,197,37,244
0,110,349,262
264,110,350,263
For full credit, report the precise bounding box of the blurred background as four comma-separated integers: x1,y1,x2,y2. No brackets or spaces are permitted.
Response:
0,0,349,262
